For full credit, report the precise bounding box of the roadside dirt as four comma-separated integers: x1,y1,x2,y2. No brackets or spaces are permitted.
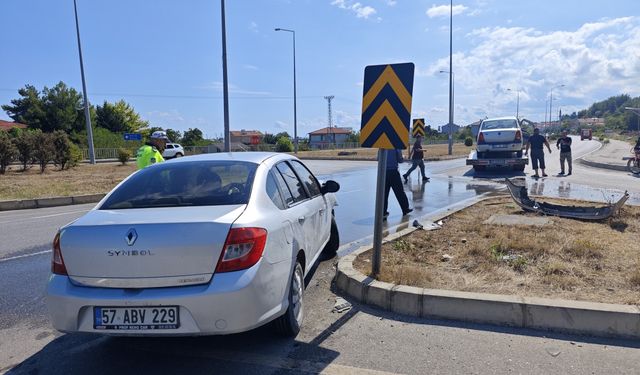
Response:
0,163,136,200
354,196,640,305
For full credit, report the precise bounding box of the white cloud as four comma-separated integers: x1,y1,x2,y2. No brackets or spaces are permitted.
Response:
424,16,640,124
426,4,468,18
331,0,377,19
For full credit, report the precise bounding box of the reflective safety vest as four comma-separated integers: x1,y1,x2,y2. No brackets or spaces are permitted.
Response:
136,145,164,169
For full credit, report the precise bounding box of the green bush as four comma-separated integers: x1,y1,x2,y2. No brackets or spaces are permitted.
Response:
31,130,55,173
275,137,294,152
118,148,132,165
0,131,17,174
464,136,473,147
12,130,36,171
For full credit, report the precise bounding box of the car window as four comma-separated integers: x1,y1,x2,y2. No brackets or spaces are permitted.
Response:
266,171,286,210
272,166,295,206
100,161,257,209
481,120,518,130
290,160,322,198
275,162,308,204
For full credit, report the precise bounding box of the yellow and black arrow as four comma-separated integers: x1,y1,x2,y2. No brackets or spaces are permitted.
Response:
360,63,415,149
412,118,425,137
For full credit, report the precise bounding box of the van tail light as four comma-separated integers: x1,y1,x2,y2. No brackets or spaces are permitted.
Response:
478,132,485,144
515,130,522,141
215,228,267,273
52,232,68,275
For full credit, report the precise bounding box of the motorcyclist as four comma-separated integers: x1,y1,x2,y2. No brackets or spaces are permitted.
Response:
136,131,168,169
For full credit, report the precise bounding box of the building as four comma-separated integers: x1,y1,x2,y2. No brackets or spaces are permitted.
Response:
438,123,461,134
230,130,263,145
308,127,353,148
0,120,27,132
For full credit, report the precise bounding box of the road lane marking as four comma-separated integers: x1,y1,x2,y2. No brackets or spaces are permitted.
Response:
0,250,51,263
0,209,89,225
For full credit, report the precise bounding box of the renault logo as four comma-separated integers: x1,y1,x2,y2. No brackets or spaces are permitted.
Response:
125,228,138,246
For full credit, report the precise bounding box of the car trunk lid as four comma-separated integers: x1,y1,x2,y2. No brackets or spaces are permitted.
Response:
60,205,245,288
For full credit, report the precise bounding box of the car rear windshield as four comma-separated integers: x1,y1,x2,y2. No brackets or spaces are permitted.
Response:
481,120,518,130
100,161,257,209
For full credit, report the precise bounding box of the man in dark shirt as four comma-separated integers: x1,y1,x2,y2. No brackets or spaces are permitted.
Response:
384,149,412,220
556,130,573,175
525,128,552,178
403,135,429,183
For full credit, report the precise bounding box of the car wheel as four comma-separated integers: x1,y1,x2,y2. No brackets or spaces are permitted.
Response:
274,260,304,337
321,217,340,259
175,153,183,158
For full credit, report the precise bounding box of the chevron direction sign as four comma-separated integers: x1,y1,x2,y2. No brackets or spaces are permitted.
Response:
360,63,415,149
412,118,425,137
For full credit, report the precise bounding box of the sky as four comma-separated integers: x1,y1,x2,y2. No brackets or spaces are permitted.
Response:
1,0,639,138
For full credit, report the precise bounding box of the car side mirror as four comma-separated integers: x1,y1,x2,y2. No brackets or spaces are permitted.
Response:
320,180,340,195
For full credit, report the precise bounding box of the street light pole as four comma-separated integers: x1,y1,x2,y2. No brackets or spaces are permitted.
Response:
275,28,298,153
549,84,565,126
447,0,453,156
73,0,95,164
507,88,520,118
220,0,231,152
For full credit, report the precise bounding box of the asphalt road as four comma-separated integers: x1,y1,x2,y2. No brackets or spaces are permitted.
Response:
2,143,640,374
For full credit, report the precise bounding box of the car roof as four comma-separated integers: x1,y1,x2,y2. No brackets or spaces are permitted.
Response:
164,152,290,165
482,116,518,122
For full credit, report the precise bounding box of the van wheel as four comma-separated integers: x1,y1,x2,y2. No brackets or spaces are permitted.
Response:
274,261,304,337
322,217,340,259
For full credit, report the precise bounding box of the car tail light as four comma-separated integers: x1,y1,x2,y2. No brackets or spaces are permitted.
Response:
515,130,522,141
52,232,68,275
215,227,267,273
478,132,485,144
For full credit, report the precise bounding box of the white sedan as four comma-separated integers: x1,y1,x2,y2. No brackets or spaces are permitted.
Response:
46,152,340,337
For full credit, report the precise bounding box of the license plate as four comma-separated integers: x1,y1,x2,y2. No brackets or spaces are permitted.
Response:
93,306,180,330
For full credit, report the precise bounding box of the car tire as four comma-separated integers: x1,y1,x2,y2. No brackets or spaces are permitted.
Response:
273,260,304,337
175,153,183,158
321,217,340,259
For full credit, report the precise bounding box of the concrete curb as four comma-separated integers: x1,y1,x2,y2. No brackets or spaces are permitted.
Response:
0,193,105,212
335,201,640,340
577,158,629,172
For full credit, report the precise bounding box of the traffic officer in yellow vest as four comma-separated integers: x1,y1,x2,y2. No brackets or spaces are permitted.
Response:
136,131,168,169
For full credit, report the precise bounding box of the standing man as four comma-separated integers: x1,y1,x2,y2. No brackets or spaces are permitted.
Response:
384,149,412,220
403,135,430,183
136,131,168,169
556,130,573,175
525,128,552,178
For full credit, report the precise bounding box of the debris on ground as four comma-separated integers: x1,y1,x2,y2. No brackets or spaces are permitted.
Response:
332,297,353,313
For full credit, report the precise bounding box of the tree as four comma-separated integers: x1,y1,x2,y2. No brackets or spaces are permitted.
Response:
12,130,36,171
165,129,182,143
0,131,17,174
31,130,55,173
182,128,205,146
96,100,149,133
1,85,46,129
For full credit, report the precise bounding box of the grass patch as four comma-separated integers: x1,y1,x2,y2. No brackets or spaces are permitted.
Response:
354,196,640,305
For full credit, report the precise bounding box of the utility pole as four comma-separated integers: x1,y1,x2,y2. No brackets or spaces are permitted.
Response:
221,0,231,152
73,0,95,164
324,95,334,147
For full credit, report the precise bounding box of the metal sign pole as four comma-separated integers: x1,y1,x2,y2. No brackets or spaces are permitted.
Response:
371,149,387,277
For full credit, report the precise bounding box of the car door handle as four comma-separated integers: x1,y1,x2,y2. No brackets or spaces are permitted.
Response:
298,216,305,223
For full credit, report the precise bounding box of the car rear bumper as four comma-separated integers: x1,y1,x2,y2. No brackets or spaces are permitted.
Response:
46,258,290,336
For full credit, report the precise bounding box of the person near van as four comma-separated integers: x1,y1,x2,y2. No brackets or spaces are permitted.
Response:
556,130,573,175
403,135,429,183
525,128,552,178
